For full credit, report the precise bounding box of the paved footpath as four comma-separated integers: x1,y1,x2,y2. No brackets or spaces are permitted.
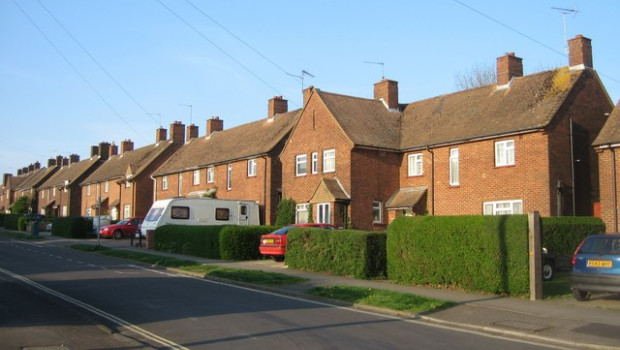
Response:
23,232,620,350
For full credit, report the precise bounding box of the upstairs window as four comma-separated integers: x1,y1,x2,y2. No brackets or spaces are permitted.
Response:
449,148,459,186
248,158,257,177
162,176,168,190
495,140,515,167
227,164,232,190
323,149,336,173
207,167,214,183
311,152,318,174
296,154,307,176
408,153,423,176
104,181,109,193
193,170,200,185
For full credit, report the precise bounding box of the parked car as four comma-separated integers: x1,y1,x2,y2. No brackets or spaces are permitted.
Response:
259,223,335,261
542,248,555,281
570,234,620,301
90,215,111,232
99,217,144,239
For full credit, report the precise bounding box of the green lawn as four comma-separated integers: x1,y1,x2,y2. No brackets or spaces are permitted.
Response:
543,272,572,299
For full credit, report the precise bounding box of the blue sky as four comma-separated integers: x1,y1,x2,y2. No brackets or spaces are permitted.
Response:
1,0,619,178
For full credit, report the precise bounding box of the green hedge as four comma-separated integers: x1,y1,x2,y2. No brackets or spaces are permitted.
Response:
3,214,22,230
387,215,529,295
155,225,224,259
220,226,277,260
154,225,277,260
0,213,5,227
541,217,604,255
52,217,93,238
17,217,28,231
286,228,387,279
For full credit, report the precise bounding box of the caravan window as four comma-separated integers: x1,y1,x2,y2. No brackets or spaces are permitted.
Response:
240,205,248,216
171,206,190,219
216,208,230,221
145,207,164,222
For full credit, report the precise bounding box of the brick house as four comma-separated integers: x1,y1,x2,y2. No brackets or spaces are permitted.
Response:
152,97,300,225
80,122,185,220
1,161,57,213
593,101,620,232
280,34,613,230
37,146,108,217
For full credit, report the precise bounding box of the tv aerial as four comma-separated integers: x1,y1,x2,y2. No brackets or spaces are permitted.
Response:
552,6,580,53
287,70,315,90
364,61,385,80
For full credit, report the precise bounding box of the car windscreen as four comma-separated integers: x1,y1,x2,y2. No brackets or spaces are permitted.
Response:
581,236,620,254
144,207,164,222
272,227,293,235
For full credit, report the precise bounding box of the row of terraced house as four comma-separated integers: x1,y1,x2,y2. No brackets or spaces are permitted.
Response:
3,34,620,232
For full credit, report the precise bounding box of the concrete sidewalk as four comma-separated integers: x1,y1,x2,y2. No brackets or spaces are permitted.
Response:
34,233,620,350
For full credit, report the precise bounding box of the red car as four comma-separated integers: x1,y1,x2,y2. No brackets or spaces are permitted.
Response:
259,223,335,261
99,217,144,239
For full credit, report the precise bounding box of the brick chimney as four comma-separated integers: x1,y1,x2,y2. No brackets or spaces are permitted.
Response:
170,121,185,144
56,155,64,167
3,173,11,186
156,127,167,143
206,117,224,135
374,79,399,110
98,142,111,161
568,34,593,69
109,143,118,156
28,164,35,173
47,158,56,167
17,169,23,176
69,154,80,164
186,124,199,142
34,162,41,170
303,86,314,107
268,96,288,118
496,52,523,86
90,146,99,158
62,158,69,166
121,139,134,154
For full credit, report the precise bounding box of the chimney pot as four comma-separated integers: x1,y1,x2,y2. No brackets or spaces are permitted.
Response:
121,139,134,154
373,79,399,109
69,154,80,164
186,124,199,142
156,127,167,142
98,142,111,160
568,34,593,68
56,155,64,167
170,121,185,144
496,52,523,86
268,96,288,118
47,158,56,167
109,143,118,156
206,117,224,135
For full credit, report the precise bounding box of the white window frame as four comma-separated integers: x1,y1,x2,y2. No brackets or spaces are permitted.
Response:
483,200,523,215
207,167,214,183
372,201,383,224
162,175,168,190
87,185,91,196
296,154,307,176
125,181,131,188
104,181,109,193
449,148,459,186
123,204,131,219
317,203,331,224
408,153,423,176
311,152,318,174
323,149,336,173
85,208,92,217
193,170,200,185
495,140,515,167
227,164,232,190
295,203,310,224
248,158,257,177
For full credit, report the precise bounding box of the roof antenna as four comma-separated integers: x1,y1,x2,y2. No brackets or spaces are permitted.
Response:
287,70,315,90
178,104,193,125
552,6,580,53
364,61,385,80
148,112,162,128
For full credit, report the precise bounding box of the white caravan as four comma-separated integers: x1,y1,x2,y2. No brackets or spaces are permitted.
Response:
139,198,260,237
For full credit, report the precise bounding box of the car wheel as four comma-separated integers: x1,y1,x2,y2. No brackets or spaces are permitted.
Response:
113,230,123,240
542,260,555,281
572,289,591,301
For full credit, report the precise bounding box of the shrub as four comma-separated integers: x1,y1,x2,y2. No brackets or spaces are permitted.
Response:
387,215,529,295
155,225,223,259
52,217,93,238
275,198,296,226
3,214,22,230
541,217,605,255
286,228,387,279
219,226,278,260
17,217,28,231
10,196,30,214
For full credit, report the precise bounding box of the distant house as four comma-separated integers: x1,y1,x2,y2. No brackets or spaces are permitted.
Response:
152,97,300,225
37,145,108,217
280,34,613,230
1,161,56,213
80,122,185,220
593,101,620,232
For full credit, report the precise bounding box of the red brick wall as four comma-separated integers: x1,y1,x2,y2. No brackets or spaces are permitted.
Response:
597,148,618,232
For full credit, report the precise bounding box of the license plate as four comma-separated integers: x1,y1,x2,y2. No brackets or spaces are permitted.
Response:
263,239,274,244
587,260,612,268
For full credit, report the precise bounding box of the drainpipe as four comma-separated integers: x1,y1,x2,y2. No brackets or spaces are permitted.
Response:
426,145,435,215
262,155,267,225
612,147,618,232
570,118,576,216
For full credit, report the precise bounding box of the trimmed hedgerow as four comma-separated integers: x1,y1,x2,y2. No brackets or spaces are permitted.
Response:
286,228,387,279
387,215,529,295
155,225,223,259
3,214,22,230
219,225,278,260
52,217,93,238
541,216,604,256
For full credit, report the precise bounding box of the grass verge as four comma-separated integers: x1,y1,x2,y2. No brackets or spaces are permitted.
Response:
70,244,307,286
306,285,455,314
543,272,572,299
0,231,45,240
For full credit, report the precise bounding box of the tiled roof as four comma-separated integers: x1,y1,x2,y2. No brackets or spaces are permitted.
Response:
400,67,584,150
316,90,401,150
593,101,620,146
154,110,301,176
386,186,427,209
39,156,101,189
15,166,57,190
82,141,174,185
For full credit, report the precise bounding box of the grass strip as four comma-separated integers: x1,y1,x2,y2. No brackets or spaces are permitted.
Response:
542,272,572,299
307,285,455,314
70,244,307,286
0,231,45,240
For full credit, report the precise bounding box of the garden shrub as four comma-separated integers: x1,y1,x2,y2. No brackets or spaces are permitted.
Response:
52,217,93,238
219,225,278,260
155,225,224,259
541,216,604,255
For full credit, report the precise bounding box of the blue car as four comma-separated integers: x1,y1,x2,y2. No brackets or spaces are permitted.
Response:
570,234,620,301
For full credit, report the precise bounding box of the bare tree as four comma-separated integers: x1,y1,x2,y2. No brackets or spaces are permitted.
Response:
454,63,496,91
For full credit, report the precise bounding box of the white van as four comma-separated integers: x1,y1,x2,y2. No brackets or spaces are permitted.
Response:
139,198,260,237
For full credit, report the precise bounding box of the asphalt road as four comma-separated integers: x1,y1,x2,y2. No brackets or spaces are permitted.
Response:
0,237,564,350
